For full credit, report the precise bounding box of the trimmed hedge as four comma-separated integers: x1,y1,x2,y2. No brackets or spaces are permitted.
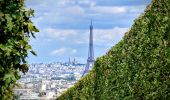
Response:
57,0,170,99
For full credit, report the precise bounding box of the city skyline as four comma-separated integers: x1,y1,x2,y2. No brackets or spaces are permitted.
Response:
26,0,151,63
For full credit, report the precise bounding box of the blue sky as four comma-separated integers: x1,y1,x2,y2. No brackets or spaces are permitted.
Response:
26,0,151,64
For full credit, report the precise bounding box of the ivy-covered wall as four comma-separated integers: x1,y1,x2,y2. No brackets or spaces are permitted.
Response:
57,0,170,99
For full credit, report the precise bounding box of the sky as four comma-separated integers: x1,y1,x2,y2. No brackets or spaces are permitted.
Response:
26,0,151,64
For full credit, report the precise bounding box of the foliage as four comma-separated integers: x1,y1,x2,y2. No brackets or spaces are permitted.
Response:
0,0,38,99
57,0,170,99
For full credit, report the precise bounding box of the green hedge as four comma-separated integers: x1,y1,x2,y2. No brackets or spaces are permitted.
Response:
57,0,170,99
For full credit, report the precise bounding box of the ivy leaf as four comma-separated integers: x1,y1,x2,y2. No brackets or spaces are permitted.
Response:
32,26,39,32
25,45,32,50
30,50,37,56
27,8,34,16
3,73,16,84
0,12,4,17
28,23,39,32
20,64,29,74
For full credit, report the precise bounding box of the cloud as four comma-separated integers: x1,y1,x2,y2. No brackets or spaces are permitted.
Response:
91,6,127,14
62,6,85,16
26,0,76,7
55,0,76,7
42,27,128,46
45,28,77,40
94,27,128,42
74,27,128,46
50,48,77,56
90,5,146,15
27,0,146,29
78,0,96,7
127,5,146,13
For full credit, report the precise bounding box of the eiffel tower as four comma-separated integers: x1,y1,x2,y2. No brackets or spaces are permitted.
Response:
82,20,95,77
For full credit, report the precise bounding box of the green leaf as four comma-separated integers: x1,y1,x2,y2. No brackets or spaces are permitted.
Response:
28,22,39,32
25,45,32,50
3,73,16,84
30,50,37,56
28,8,34,16
32,26,39,32
0,12,4,17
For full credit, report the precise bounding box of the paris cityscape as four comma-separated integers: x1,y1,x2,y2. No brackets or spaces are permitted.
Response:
12,0,152,100
14,21,95,99
0,0,169,99
14,61,85,99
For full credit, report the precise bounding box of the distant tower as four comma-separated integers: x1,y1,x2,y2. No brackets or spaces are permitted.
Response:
82,20,95,77
73,58,76,65
69,57,71,65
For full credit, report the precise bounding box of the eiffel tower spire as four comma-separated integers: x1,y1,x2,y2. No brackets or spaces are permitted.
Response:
82,20,95,77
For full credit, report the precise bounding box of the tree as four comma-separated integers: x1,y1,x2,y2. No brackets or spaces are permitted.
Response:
0,0,39,99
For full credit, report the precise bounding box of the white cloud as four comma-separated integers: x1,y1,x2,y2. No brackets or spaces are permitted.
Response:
45,28,77,40
127,5,146,13
56,0,76,7
50,48,77,56
74,27,128,46
63,6,85,16
94,27,128,42
91,6,127,14
50,48,66,55
78,0,96,7
90,5,146,15
39,27,128,47
26,0,76,7
27,0,146,26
